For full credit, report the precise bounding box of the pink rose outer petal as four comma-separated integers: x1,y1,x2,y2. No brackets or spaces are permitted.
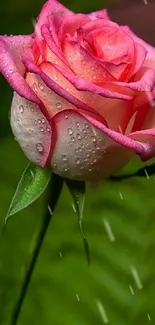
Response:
0,35,39,104
11,92,52,167
50,109,133,181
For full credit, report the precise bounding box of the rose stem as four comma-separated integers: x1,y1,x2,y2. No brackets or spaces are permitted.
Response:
11,174,64,325
109,163,155,182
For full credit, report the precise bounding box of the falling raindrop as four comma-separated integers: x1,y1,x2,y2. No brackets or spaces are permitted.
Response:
129,285,135,295
131,266,143,290
119,192,123,200
96,299,109,324
36,143,43,153
76,294,80,301
48,205,53,215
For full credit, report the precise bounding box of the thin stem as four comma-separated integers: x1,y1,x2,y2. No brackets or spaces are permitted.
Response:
11,174,63,325
109,163,155,182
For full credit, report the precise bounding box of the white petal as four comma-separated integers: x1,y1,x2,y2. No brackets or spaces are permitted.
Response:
11,92,52,167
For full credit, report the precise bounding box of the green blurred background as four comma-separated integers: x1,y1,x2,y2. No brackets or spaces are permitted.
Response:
1,0,155,324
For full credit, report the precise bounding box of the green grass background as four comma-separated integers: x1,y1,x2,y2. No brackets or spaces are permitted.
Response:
0,0,155,324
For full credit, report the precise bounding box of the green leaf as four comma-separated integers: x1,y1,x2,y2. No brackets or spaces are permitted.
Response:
4,162,51,226
66,179,90,264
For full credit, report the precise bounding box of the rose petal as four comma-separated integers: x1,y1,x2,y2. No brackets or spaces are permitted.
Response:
58,13,90,42
117,66,155,92
62,39,116,83
121,25,155,68
50,109,133,180
51,60,132,101
127,42,146,79
79,111,147,158
92,27,135,64
0,35,39,104
11,92,52,167
39,61,133,133
88,9,110,21
23,58,96,115
35,0,73,39
129,129,155,161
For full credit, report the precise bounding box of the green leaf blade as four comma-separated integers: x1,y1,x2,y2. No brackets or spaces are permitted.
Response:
5,162,51,225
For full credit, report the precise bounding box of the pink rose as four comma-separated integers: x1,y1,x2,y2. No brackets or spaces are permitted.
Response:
1,0,155,181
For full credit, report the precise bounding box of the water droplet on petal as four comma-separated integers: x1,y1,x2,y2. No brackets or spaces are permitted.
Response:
64,114,68,119
91,136,96,143
40,126,44,132
68,128,73,135
76,133,81,140
19,105,24,113
36,143,43,153
62,154,67,161
46,127,50,132
75,158,80,164
38,119,41,124
56,102,62,109
4,62,8,67
41,117,45,123
38,82,44,90
33,82,38,92
85,123,89,129
71,137,75,142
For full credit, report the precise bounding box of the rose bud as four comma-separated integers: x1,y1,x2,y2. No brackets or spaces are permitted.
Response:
1,0,155,181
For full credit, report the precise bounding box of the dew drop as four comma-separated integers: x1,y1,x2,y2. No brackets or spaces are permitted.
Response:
64,168,68,172
39,126,44,132
33,82,38,92
76,133,81,140
68,128,73,135
85,123,89,129
36,143,43,153
38,82,44,90
64,113,68,119
91,136,96,143
78,147,82,152
56,102,62,109
19,105,24,113
38,119,42,124
62,154,67,161
4,62,8,67
53,163,57,167
71,137,75,142
83,129,87,134
76,122,80,130
9,68,14,73
41,117,45,124
75,158,80,164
